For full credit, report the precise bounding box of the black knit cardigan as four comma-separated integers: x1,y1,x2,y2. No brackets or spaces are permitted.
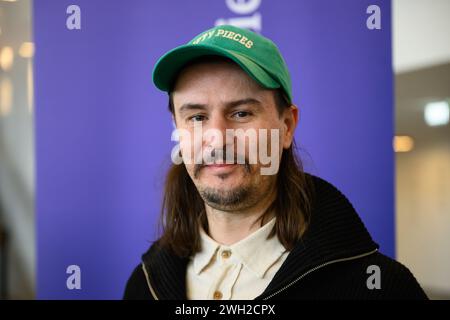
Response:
123,174,427,300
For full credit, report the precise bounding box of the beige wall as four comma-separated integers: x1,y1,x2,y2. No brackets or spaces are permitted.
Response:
396,145,450,295
393,0,450,73
394,0,450,298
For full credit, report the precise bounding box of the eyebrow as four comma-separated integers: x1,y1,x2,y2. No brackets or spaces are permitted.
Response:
178,98,262,116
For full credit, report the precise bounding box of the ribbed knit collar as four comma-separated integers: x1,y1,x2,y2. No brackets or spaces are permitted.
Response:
141,174,379,300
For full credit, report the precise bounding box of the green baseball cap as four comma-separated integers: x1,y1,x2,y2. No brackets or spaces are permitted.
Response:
152,25,293,103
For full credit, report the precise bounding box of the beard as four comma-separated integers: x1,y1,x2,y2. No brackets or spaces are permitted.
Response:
196,163,253,210
189,148,272,211
194,162,277,212
200,183,252,210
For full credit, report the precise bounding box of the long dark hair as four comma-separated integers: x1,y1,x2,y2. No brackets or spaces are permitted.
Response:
156,69,314,257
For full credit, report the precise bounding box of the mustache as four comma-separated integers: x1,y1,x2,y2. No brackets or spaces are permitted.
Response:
193,148,251,178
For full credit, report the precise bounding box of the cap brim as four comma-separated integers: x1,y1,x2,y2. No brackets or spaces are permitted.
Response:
152,44,280,92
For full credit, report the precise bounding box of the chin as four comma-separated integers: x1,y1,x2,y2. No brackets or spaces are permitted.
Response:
210,180,242,190
202,177,245,191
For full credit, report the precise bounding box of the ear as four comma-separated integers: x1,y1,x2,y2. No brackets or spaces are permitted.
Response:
282,104,299,149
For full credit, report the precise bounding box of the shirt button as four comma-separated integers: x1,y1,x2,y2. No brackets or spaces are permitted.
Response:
221,250,231,259
213,291,223,300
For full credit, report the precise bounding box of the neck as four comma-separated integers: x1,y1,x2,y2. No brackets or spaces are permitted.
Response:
204,190,276,246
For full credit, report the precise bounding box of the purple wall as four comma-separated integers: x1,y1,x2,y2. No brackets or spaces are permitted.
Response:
34,0,393,299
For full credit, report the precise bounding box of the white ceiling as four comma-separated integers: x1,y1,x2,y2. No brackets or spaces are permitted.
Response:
393,0,450,73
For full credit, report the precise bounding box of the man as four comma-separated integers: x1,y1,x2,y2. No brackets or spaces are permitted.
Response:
124,25,426,300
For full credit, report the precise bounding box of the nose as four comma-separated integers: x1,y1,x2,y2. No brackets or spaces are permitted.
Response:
203,113,235,156
204,114,226,148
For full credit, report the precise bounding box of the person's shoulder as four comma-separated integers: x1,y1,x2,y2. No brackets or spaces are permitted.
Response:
123,263,153,300
123,241,164,300
363,252,428,299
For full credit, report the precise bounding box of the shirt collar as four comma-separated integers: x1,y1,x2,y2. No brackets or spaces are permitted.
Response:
193,227,220,275
193,217,288,279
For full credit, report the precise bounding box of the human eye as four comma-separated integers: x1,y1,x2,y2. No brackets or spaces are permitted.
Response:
232,110,253,119
188,114,207,123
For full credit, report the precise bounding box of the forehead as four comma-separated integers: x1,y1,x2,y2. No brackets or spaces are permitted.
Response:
172,58,267,101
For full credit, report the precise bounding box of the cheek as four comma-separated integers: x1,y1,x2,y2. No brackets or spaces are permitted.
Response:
178,130,203,164
184,163,196,177
179,137,191,161
256,126,283,157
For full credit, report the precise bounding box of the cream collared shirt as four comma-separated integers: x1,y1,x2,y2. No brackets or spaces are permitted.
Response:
186,218,289,300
